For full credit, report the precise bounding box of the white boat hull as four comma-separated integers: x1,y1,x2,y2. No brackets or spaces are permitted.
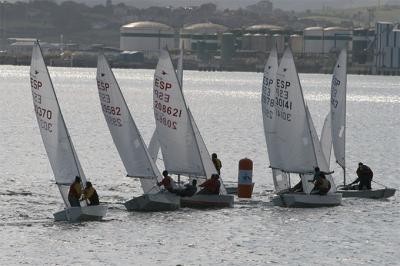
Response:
53,205,108,222
180,194,234,208
124,192,180,212
337,188,396,199
272,193,342,208
225,185,238,195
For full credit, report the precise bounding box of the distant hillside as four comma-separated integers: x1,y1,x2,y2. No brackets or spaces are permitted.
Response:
6,0,400,11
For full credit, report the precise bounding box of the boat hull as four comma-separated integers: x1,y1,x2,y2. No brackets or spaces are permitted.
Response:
272,193,342,208
53,205,108,222
337,188,396,199
180,194,234,208
225,185,238,195
124,192,180,212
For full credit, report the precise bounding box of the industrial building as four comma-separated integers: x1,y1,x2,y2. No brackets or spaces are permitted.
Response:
180,22,227,51
374,21,400,73
120,21,176,54
303,27,351,54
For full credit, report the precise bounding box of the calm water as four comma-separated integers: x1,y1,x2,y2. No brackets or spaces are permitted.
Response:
0,66,399,265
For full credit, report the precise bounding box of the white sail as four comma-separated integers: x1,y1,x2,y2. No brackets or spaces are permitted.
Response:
331,49,347,170
306,106,336,193
261,47,290,192
187,109,227,194
153,49,205,176
320,112,332,168
30,42,86,206
272,169,290,192
148,129,160,163
96,55,160,194
272,48,316,173
261,47,281,169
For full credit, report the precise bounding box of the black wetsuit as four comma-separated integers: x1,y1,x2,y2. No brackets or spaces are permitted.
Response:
352,165,373,190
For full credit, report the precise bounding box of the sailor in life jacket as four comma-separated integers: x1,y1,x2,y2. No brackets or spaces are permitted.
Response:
82,181,100,206
157,170,174,192
309,167,332,195
211,153,222,175
198,174,221,195
68,176,83,207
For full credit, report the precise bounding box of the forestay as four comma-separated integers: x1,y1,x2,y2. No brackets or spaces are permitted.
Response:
330,49,347,170
272,48,316,173
96,55,160,194
30,42,86,207
153,50,205,176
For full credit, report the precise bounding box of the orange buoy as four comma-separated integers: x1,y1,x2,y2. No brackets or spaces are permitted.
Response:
238,158,254,198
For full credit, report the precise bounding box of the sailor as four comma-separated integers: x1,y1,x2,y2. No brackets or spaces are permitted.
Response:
175,179,197,197
68,176,83,207
349,162,373,190
212,153,222,175
157,170,174,192
310,173,331,195
311,167,333,182
82,181,99,206
198,174,221,195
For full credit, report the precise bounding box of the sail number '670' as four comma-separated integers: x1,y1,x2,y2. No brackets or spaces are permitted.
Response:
31,77,53,132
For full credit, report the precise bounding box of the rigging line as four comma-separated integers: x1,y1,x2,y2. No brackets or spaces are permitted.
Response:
372,180,388,188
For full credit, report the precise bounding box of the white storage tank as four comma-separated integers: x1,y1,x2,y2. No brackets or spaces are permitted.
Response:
120,21,175,53
252,33,267,51
246,24,283,32
273,34,285,53
180,22,227,51
323,27,352,53
241,33,252,50
290,34,303,53
303,26,323,54
264,34,273,51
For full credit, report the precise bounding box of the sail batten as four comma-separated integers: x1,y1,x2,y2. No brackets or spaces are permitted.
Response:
96,55,161,194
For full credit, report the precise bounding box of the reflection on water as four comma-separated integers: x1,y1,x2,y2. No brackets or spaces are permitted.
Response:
0,66,398,265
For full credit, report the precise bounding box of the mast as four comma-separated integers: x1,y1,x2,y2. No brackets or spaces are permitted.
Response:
343,49,347,186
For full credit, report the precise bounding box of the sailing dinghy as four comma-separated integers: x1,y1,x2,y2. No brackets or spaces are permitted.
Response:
324,49,396,199
30,41,107,222
96,55,180,211
153,49,234,208
262,47,341,207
